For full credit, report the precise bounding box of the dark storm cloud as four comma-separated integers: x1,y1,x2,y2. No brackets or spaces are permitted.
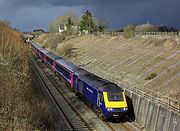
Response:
0,0,179,31
91,0,180,28
1,0,101,8
2,0,157,8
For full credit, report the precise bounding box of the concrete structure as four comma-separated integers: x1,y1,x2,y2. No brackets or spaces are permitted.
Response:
125,88,179,131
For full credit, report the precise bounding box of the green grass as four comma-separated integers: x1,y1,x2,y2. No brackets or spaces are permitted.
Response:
145,73,157,80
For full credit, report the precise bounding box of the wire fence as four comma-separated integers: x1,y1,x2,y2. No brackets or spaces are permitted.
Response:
93,31,180,37
84,66,180,113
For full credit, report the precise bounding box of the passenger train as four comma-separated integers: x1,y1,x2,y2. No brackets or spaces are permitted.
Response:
31,42,128,120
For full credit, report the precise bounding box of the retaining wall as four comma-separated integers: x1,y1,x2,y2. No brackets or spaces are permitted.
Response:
125,89,179,131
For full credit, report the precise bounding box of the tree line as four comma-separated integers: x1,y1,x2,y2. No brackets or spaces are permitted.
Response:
48,10,106,34
120,24,179,38
48,10,179,37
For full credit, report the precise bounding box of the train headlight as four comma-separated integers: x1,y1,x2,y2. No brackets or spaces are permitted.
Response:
123,108,128,111
107,108,113,111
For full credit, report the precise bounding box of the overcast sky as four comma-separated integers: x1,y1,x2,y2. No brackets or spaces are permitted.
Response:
0,0,179,31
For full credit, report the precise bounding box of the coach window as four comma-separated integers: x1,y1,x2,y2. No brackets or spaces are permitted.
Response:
55,64,71,80
40,52,44,58
56,64,61,72
46,57,53,65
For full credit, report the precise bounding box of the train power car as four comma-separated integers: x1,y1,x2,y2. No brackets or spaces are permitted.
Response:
73,70,128,120
31,42,128,120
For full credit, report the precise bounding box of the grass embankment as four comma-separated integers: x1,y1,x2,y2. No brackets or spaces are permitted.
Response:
36,32,74,57
0,23,52,130
36,33,180,100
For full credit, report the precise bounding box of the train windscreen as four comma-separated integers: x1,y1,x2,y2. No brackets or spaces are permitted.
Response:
107,93,124,101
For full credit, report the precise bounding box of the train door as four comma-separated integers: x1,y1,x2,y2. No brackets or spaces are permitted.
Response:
70,73,74,88
44,55,46,62
53,61,56,69
38,51,40,58
97,92,103,108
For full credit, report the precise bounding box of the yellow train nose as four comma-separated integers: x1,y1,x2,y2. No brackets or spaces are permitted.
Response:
103,92,128,108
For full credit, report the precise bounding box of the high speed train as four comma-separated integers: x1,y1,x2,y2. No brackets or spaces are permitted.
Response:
31,42,128,120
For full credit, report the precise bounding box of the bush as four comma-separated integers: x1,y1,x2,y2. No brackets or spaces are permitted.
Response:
145,73,157,80
0,20,10,30
135,23,158,32
0,26,52,130
60,44,73,56
123,24,135,38
45,33,66,51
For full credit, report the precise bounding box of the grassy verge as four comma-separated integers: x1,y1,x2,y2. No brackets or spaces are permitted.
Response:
35,32,75,57
0,23,52,130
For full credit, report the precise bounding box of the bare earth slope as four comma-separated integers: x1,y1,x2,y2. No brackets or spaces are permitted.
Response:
38,35,180,100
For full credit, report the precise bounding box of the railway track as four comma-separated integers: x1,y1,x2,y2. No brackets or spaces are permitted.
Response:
31,56,140,131
31,58,91,131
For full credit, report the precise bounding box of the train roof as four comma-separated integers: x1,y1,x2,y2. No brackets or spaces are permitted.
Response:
74,68,89,76
31,42,44,50
40,49,50,54
37,47,44,51
102,83,123,92
31,42,39,46
79,72,123,92
46,52,62,60
56,59,79,72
